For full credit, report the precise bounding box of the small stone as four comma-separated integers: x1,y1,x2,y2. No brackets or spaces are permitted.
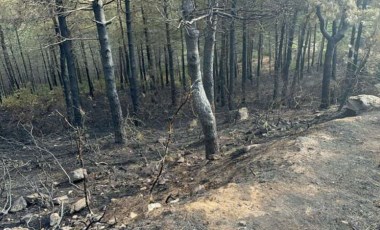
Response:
61,227,73,230
157,137,167,145
341,220,349,225
53,195,69,205
107,218,117,225
130,212,138,219
147,203,162,212
10,196,27,213
70,198,89,213
193,185,206,194
238,107,249,121
177,156,185,163
25,193,49,205
50,213,60,226
70,168,87,182
72,215,78,219
169,198,180,204
238,221,247,226
158,178,168,185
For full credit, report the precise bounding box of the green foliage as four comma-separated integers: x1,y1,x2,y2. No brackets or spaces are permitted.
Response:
2,87,64,111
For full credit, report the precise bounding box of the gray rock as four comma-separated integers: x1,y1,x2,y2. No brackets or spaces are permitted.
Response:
130,212,138,219
70,168,87,182
237,107,249,121
10,196,27,213
238,220,247,226
53,195,69,205
228,107,249,122
25,193,49,204
60,227,73,230
70,198,89,213
25,193,51,207
50,213,60,227
147,203,162,212
344,95,380,115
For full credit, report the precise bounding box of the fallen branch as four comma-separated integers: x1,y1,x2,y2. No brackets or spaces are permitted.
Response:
150,91,192,195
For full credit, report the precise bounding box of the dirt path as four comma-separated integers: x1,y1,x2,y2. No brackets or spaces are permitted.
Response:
115,112,380,230
176,112,380,230
1,111,380,229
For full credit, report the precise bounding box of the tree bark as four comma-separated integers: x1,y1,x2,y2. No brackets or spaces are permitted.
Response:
316,6,349,109
80,41,94,98
56,0,82,127
181,29,187,91
203,0,218,111
228,0,237,110
241,19,248,105
125,0,140,115
219,25,227,107
182,0,219,160
256,32,263,100
92,0,126,144
141,5,156,90
163,0,177,106
0,25,19,91
281,11,298,104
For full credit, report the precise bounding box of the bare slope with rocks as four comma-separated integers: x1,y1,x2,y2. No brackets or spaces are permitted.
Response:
1,96,380,229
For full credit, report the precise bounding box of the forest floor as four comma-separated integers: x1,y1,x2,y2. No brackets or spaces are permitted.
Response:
1,75,380,229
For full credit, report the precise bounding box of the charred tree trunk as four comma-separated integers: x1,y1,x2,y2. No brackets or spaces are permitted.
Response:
182,0,219,160
141,5,156,90
80,41,94,98
203,0,218,111
163,0,177,106
281,11,298,104
291,15,308,96
274,21,285,103
125,0,140,115
92,0,126,144
256,32,263,100
89,45,101,81
0,25,19,91
241,19,248,105
181,29,187,91
219,25,227,107
56,0,83,127
316,6,348,109
228,0,237,110
311,23,317,67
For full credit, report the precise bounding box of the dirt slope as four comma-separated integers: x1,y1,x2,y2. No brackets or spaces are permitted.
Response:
118,112,380,230
1,111,380,230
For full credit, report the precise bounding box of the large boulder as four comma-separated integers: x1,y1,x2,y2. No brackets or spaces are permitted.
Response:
343,95,380,115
